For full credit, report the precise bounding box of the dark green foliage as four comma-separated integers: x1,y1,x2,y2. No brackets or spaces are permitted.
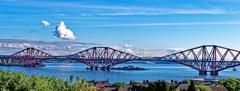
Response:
141,80,176,91
0,70,96,91
187,80,210,91
140,80,210,91
187,80,196,91
195,85,209,91
218,78,240,91
182,80,190,85
112,82,127,87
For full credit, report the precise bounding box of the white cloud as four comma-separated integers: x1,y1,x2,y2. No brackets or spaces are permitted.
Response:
94,21,240,27
66,4,229,15
169,48,185,51
109,44,183,57
95,8,227,16
0,39,183,57
55,21,76,40
65,46,72,49
124,44,133,47
73,4,229,16
0,39,99,55
5,1,234,16
0,43,32,49
41,20,50,27
110,44,136,54
66,6,228,16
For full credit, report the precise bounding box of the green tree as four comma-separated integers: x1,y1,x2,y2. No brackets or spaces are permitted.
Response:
112,82,127,87
182,80,190,85
187,80,196,91
218,78,240,91
195,85,210,91
0,70,96,91
141,80,175,91
71,80,96,91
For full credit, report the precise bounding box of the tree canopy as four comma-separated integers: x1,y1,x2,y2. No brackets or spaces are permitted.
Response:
0,70,96,91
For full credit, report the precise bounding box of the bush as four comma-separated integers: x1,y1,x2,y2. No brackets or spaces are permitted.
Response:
218,78,240,91
182,80,190,85
141,80,175,91
112,82,127,87
195,85,210,91
0,70,96,91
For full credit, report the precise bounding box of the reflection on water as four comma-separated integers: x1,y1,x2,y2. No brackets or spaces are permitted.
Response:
0,62,240,83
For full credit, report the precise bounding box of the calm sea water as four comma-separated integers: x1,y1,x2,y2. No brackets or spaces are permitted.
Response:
0,61,240,83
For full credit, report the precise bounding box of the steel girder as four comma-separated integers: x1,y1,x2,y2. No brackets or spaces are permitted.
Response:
67,47,140,67
159,45,240,72
8,48,53,66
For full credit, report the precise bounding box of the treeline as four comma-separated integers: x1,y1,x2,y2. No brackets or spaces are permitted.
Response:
130,78,239,91
132,80,209,91
218,78,240,91
111,79,232,91
0,70,96,91
0,69,239,91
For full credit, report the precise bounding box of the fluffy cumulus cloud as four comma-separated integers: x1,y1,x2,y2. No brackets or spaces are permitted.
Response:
55,21,76,40
41,20,50,27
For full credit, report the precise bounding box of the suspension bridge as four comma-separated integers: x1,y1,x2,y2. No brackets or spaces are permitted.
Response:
1,45,240,76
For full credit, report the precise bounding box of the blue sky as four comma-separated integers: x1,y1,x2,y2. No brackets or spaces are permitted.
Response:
1,0,240,49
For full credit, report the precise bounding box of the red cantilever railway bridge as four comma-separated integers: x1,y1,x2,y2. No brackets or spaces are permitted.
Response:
1,45,240,76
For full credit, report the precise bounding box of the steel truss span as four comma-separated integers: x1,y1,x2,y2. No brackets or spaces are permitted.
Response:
159,45,240,75
66,47,140,70
7,48,53,67
0,45,240,75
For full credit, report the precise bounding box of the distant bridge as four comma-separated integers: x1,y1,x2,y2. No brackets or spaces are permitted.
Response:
1,45,240,76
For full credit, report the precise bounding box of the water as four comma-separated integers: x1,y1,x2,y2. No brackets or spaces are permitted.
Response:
0,62,240,83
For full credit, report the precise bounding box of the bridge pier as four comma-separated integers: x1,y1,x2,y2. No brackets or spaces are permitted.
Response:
101,67,106,71
210,71,218,76
106,66,110,71
89,67,94,70
100,66,110,71
199,71,207,75
95,67,98,70
87,66,111,71
88,66,111,71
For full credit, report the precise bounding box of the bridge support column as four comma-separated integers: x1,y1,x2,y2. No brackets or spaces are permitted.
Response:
101,67,106,71
95,67,98,70
89,67,94,70
100,66,111,71
199,71,207,75
106,66,110,71
210,71,218,76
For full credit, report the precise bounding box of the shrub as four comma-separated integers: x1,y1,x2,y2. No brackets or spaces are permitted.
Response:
218,78,240,91
0,70,96,91
112,82,127,87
